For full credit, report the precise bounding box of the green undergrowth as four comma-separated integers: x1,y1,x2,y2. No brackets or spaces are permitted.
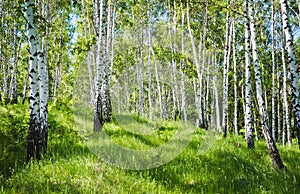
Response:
1,102,300,193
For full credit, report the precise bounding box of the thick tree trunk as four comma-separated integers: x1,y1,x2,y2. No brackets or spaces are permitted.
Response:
249,0,285,169
25,0,42,161
280,0,300,148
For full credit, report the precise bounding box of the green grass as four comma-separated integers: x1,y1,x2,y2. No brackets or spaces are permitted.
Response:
1,102,300,193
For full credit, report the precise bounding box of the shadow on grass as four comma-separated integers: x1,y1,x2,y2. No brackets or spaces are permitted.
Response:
128,142,300,194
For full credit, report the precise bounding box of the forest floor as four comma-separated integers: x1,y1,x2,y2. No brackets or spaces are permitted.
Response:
0,102,300,193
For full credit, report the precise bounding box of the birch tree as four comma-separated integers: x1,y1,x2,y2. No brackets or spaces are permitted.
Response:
25,0,42,161
244,0,254,149
222,0,231,137
249,0,285,169
147,0,153,119
94,0,104,132
281,39,291,146
280,0,300,148
271,0,276,141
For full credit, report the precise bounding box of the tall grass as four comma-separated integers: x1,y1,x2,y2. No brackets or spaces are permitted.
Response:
1,102,300,193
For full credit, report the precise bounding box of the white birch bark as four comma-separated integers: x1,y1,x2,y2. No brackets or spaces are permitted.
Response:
233,18,238,135
102,0,112,122
214,55,221,132
138,46,145,117
244,0,254,149
9,15,18,104
281,37,292,146
25,0,41,161
187,2,202,126
94,0,103,132
280,0,300,148
222,0,231,137
147,1,153,119
249,1,285,169
180,2,187,122
151,48,163,118
271,0,276,141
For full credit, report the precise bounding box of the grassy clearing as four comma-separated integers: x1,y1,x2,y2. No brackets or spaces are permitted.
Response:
1,102,300,193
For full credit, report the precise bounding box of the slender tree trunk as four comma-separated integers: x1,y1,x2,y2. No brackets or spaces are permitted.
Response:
214,56,221,132
147,1,153,119
187,2,202,126
151,48,163,118
180,2,187,122
138,46,145,117
244,0,254,149
222,0,231,137
280,0,300,148
9,15,19,104
94,0,103,132
102,0,112,122
249,0,285,169
22,73,29,104
271,0,276,141
233,18,238,135
281,41,292,146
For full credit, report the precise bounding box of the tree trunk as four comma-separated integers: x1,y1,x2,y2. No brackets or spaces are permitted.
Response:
233,18,238,135
271,0,276,141
151,48,163,118
25,0,42,161
280,0,300,148
249,0,285,169
222,0,231,137
244,0,254,149
213,55,221,132
94,0,104,132
9,15,19,104
102,0,112,122
147,1,153,119
281,41,292,146
187,2,202,126
138,46,145,117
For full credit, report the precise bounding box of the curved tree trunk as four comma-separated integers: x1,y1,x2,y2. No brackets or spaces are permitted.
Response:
249,0,285,169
